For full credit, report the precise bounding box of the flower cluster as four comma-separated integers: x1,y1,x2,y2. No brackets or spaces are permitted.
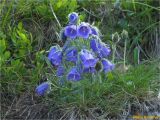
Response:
36,12,114,95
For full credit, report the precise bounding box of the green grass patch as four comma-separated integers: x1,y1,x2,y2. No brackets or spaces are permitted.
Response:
44,60,159,117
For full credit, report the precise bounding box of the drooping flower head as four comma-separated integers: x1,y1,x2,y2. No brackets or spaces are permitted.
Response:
83,67,96,73
90,26,99,36
65,47,78,63
67,67,81,81
36,82,50,96
64,25,77,39
56,65,65,77
90,39,99,52
90,39,111,59
77,22,91,39
101,59,115,73
68,12,78,24
80,49,98,68
48,46,62,66
98,42,111,58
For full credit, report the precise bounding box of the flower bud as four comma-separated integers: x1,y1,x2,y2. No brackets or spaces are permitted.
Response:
36,82,50,96
68,12,79,24
112,32,120,43
121,29,128,39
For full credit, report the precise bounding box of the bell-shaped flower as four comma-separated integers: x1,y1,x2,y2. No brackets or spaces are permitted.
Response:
48,46,62,66
90,39,99,52
101,59,114,73
68,12,78,24
97,42,111,58
65,47,78,63
64,25,77,39
90,39,110,58
77,22,91,39
83,67,96,73
91,26,99,36
80,49,98,68
36,82,50,96
56,65,65,77
67,67,81,81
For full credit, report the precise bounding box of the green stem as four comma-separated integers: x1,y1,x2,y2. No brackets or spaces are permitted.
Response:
124,38,127,69
132,0,136,12
112,44,116,63
98,72,102,84
49,3,62,28
82,87,85,104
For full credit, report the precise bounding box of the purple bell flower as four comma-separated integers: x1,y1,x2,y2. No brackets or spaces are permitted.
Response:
101,59,114,73
65,47,78,63
90,39,111,59
83,67,96,73
68,12,78,24
36,82,49,96
91,26,99,36
99,43,111,58
77,22,91,39
64,25,77,39
90,40,111,58
67,67,81,81
48,47,62,66
90,39,99,52
80,49,98,68
56,65,65,77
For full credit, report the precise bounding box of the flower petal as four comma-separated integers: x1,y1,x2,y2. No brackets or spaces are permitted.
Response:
102,59,114,73
68,12,78,24
64,25,77,39
77,22,91,39
67,67,81,81
36,82,49,96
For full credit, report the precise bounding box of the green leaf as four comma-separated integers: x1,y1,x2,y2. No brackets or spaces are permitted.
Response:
4,51,10,60
0,39,6,53
118,19,128,29
107,72,114,80
57,0,62,8
18,22,23,30
133,47,139,65
17,30,27,41
36,4,51,17
18,49,26,56
0,31,6,39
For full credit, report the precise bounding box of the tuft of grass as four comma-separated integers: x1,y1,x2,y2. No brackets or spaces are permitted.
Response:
43,60,160,119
